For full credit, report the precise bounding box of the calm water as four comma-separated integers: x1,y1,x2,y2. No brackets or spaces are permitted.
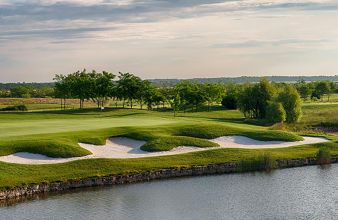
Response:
2,165,338,220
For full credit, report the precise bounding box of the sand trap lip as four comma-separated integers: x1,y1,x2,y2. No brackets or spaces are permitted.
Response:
0,136,329,165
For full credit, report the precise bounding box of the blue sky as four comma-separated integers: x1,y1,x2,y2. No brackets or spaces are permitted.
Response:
1,0,338,82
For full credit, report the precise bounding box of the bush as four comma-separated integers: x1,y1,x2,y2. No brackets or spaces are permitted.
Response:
239,153,276,172
316,147,331,165
277,85,302,123
266,102,286,124
0,105,28,111
221,95,237,109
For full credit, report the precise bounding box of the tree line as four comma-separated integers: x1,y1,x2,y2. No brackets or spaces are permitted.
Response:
53,70,226,113
2,70,338,124
54,70,305,123
0,86,54,98
295,80,337,101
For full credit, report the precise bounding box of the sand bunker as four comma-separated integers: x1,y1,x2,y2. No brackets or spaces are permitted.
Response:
0,136,329,164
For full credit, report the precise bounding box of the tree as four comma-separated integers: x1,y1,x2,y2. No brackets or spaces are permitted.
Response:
221,84,240,109
176,81,206,112
266,102,286,124
0,89,10,98
54,74,72,109
296,80,312,100
313,81,330,101
138,80,154,110
90,71,116,108
10,86,32,98
277,85,302,123
221,95,237,109
117,72,142,109
202,83,225,111
66,70,93,109
238,79,275,119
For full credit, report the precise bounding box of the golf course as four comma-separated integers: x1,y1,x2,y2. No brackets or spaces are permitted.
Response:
0,103,337,190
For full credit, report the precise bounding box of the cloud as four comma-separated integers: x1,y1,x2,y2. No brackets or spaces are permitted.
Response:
1,0,338,41
0,27,112,40
211,39,333,48
1,0,338,82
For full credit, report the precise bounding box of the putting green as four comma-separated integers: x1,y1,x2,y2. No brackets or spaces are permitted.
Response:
0,113,177,139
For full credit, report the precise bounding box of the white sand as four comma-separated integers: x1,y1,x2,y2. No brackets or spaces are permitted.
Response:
0,136,329,165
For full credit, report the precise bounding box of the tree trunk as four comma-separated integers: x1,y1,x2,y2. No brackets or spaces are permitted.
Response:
123,99,125,108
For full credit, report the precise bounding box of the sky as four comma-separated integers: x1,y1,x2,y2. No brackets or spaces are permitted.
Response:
1,0,338,82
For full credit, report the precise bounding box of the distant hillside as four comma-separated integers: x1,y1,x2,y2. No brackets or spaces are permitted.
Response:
149,75,338,86
1,75,338,89
0,82,55,90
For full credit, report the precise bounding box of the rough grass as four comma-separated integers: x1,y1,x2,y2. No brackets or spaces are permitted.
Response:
290,103,338,131
239,153,276,172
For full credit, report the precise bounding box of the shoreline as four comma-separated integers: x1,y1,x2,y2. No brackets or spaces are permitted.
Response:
1,156,337,202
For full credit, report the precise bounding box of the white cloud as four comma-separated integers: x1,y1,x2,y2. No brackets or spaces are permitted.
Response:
1,0,338,82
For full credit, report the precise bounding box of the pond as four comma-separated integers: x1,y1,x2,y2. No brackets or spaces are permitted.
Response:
2,164,338,220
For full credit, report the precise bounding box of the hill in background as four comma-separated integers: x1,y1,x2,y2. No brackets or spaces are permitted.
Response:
1,75,338,89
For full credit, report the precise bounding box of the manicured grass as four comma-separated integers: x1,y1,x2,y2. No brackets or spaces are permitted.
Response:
140,136,219,152
0,108,304,156
0,105,336,189
1,140,338,189
0,109,178,139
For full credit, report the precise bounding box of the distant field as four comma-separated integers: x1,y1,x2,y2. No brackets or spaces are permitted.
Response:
0,98,166,111
291,103,338,131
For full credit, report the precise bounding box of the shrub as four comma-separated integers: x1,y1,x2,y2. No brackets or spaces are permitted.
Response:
239,153,276,172
266,102,286,124
316,147,331,165
0,105,28,111
277,85,302,123
221,95,237,109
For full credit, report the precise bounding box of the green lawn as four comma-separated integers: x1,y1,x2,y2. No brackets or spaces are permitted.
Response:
0,105,337,189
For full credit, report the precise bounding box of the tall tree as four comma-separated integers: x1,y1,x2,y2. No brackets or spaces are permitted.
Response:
90,71,116,108
296,80,312,100
238,79,275,119
117,72,142,109
277,85,302,123
54,74,72,109
202,83,226,111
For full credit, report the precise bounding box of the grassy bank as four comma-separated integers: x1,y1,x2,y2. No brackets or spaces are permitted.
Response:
1,140,338,189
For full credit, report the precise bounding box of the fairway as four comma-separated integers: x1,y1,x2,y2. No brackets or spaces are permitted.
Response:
0,113,177,139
